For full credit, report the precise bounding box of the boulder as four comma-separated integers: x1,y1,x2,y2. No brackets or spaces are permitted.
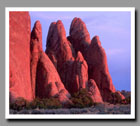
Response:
9,12,33,102
87,79,103,103
86,36,116,101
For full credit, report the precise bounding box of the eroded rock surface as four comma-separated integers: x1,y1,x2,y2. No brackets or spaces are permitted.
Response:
9,12,33,102
30,21,71,104
30,21,43,98
46,20,88,94
36,52,71,104
86,36,116,101
68,17,91,57
87,79,103,103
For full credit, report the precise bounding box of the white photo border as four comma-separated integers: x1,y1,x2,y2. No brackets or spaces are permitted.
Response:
5,7,135,119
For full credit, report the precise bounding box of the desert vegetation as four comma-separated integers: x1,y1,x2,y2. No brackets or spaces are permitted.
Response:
10,89,131,113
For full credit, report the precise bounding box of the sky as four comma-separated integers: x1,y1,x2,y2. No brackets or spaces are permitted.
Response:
29,11,131,91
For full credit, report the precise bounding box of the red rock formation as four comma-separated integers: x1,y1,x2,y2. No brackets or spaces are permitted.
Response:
68,17,115,102
9,12,33,102
46,20,75,67
86,36,116,101
46,21,88,94
36,51,71,104
31,20,71,104
68,17,91,57
10,13,119,105
30,21,42,98
87,79,103,103
69,51,88,94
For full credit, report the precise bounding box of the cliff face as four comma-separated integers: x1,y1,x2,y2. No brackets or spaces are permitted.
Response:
9,12,123,104
9,12,33,102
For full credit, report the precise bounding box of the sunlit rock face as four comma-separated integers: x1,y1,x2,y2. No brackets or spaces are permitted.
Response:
68,17,91,57
68,17,116,102
86,36,116,101
46,20,88,94
10,13,120,105
87,79,103,103
30,21,43,99
9,12,33,102
31,20,71,104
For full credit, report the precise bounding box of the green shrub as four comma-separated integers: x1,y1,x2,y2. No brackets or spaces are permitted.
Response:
10,97,62,110
10,97,27,111
121,96,131,104
125,96,131,104
70,89,94,108
44,98,62,109
108,92,126,104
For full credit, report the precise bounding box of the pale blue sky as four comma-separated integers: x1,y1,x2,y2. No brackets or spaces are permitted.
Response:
29,11,131,91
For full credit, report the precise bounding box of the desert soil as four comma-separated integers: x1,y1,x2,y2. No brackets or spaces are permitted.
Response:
10,103,130,114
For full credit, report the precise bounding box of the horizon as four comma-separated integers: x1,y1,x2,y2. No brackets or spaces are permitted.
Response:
29,11,131,91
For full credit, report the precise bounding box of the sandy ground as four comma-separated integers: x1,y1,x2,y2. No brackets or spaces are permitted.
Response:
10,103,130,114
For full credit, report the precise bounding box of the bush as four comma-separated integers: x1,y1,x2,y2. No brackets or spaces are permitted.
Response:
108,92,122,104
108,92,131,105
44,98,62,109
121,96,131,104
125,96,131,104
10,97,62,110
70,89,94,108
10,97,27,111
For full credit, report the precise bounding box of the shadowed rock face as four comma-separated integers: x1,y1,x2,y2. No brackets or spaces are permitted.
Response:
46,20,88,94
68,17,91,57
9,12,33,102
87,79,103,103
86,36,116,101
30,20,71,103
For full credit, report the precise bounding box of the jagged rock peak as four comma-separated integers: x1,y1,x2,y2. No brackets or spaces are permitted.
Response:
86,35,116,101
46,20,75,61
91,35,101,46
31,20,42,41
70,17,90,43
46,20,66,47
